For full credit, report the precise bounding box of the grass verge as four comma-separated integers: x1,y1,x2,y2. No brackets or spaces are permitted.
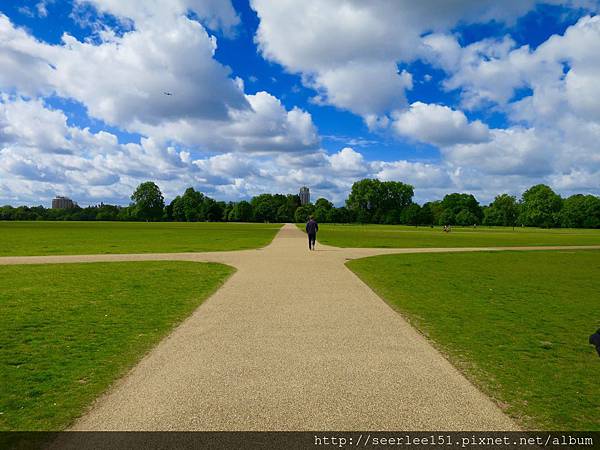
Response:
312,223,600,248
347,250,600,430
0,222,282,256
0,261,234,431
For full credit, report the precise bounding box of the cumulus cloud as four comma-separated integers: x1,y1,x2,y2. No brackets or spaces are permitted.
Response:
444,127,554,177
392,102,491,146
3,1,600,206
0,3,321,156
250,0,598,122
0,12,249,126
0,96,454,206
417,15,600,196
75,0,240,35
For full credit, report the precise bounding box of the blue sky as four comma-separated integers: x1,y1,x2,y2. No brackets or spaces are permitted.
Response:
1,0,599,206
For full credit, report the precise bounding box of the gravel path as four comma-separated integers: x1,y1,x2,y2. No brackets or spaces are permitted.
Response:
6,225,596,430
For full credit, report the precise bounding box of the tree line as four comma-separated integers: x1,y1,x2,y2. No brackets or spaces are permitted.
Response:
1,180,599,228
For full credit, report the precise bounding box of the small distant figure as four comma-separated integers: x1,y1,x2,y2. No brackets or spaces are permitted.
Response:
589,329,600,357
473,223,477,229
443,225,451,233
306,216,318,251
163,91,173,96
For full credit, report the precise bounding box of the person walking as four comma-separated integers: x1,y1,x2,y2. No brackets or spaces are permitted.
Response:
306,216,318,250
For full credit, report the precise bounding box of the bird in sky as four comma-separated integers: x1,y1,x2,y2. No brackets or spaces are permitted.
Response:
163,91,173,96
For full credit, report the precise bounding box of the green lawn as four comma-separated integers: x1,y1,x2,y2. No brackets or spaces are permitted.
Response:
313,224,600,248
347,250,600,430
0,261,234,431
0,221,282,256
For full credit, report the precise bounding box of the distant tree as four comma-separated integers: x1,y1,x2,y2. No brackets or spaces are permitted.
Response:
400,203,421,226
346,179,414,223
427,200,444,225
440,193,483,225
559,194,600,228
315,198,334,210
439,209,455,226
455,209,478,226
222,202,234,222
117,206,134,221
131,182,165,221
0,205,14,220
229,201,253,222
483,194,518,227
275,204,292,222
202,198,224,221
519,184,562,228
170,196,185,221
383,209,401,225
252,194,278,222
313,206,330,223
294,204,314,223
179,187,205,221
327,206,352,223
418,202,435,225
164,201,174,221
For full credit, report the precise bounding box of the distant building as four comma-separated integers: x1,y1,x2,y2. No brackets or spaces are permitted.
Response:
52,196,76,209
299,186,310,205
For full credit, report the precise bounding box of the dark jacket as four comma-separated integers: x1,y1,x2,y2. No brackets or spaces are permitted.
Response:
306,219,318,235
590,329,600,357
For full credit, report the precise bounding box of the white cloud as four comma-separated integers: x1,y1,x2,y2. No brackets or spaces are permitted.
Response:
308,62,412,125
392,102,491,146
0,13,249,125
0,7,320,155
3,2,600,206
0,96,452,206
444,127,554,176
75,0,240,35
375,160,452,189
250,0,598,123
327,147,369,176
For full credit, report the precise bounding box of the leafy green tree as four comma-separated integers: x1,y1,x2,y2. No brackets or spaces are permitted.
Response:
483,194,518,226
400,203,421,225
0,205,14,220
202,197,224,221
418,202,435,225
131,182,165,221
440,209,455,226
315,198,334,210
229,201,253,222
276,204,293,222
440,193,483,225
252,194,278,222
455,209,478,226
346,178,414,223
383,209,401,224
294,204,314,223
117,206,135,221
559,194,600,228
426,201,444,225
313,206,330,223
222,202,234,222
170,196,186,221
519,184,562,228
184,188,205,221
328,206,352,223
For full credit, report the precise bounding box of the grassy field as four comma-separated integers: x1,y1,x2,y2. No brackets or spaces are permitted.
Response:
347,250,600,430
313,224,600,248
0,261,234,431
0,221,282,256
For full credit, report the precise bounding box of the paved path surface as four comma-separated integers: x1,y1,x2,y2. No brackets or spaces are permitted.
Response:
5,225,598,431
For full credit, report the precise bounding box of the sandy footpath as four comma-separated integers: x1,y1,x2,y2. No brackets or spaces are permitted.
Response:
5,225,596,430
